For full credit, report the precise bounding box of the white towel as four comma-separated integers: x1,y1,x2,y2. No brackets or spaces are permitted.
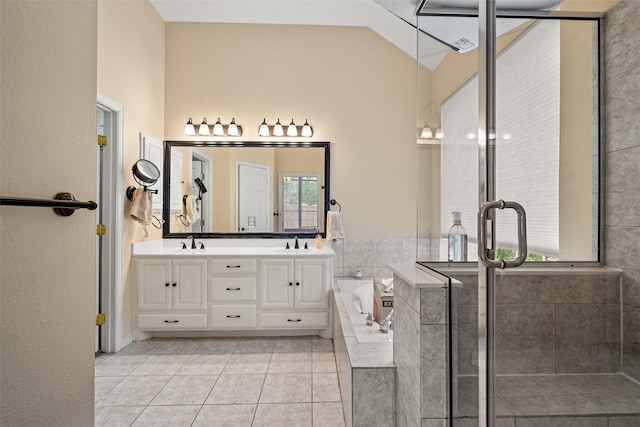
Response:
185,195,200,224
326,211,345,241
130,187,152,237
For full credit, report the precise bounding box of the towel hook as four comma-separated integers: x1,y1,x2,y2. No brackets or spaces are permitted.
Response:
328,199,341,212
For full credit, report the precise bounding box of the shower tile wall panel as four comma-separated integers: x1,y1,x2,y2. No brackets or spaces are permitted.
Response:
394,274,449,425
605,0,640,382
451,272,621,376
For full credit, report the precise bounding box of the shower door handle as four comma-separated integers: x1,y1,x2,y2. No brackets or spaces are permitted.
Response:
478,199,527,269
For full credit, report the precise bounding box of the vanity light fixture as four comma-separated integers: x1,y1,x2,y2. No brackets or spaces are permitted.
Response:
259,118,270,136
287,119,298,137
199,117,210,136
420,123,433,139
227,118,239,136
213,118,224,136
435,128,444,139
183,117,243,137
258,118,314,138
301,119,313,137
273,119,284,136
184,117,196,136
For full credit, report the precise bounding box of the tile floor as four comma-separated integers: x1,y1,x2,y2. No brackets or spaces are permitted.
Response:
95,336,345,427
457,373,640,424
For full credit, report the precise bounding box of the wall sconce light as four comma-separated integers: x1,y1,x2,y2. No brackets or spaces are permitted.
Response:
418,122,443,140
259,118,314,137
184,117,243,137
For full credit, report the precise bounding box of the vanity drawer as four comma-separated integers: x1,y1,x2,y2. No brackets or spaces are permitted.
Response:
208,259,257,275
210,304,257,329
136,313,208,330
260,312,328,329
210,277,257,302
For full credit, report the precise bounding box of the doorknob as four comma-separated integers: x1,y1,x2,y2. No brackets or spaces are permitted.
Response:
478,199,527,269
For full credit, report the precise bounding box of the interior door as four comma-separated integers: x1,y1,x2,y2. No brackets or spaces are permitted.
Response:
237,161,270,232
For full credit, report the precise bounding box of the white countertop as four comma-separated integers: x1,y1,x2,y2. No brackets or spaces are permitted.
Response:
132,238,335,257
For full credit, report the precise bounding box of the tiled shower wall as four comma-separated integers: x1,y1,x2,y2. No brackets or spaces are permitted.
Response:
604,0,640,381
453,271,622,376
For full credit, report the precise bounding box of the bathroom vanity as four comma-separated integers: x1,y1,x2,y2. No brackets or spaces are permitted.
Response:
131,240,334,340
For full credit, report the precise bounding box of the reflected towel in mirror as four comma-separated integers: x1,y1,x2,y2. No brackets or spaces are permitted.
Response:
326,211,345,240
185,195,200,223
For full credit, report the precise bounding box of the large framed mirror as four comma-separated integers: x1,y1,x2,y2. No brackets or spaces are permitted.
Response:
162,141,330,238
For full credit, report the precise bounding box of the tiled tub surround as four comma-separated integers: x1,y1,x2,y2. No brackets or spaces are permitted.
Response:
332,279,395,427
331,237,436,280
390,263,457,427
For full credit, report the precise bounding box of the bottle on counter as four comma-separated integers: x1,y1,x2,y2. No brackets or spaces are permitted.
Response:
448,211,468,262
315,231,323,249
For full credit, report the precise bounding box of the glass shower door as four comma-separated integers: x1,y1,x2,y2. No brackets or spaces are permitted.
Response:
417,3,603,426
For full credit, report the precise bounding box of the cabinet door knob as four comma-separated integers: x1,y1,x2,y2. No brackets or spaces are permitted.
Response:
289,282,293,287
165,283,170,287
172,283,177,287
296,282,300,286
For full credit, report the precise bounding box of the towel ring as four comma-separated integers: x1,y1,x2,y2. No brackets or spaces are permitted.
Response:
328,199,341,212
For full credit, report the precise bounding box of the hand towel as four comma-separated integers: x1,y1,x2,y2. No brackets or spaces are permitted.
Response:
185,195,194,223
191,196,201,222
326,211,345,241
130,187,152,237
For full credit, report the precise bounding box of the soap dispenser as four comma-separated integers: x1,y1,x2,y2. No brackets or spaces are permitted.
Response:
315,231,323,249
354,266,363,279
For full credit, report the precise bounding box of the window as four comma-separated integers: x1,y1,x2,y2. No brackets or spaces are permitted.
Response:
279,175,320,233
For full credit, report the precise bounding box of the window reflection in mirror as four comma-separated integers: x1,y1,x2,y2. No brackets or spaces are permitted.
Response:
162,141,330,238
416,15,601,263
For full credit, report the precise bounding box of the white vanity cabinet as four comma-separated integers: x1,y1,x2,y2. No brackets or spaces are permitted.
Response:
132,248,333,338
259,258,331,329
133,258,208,332
209,258,258,329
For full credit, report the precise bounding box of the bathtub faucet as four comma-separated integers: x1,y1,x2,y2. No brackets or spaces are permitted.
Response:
378,309,393,333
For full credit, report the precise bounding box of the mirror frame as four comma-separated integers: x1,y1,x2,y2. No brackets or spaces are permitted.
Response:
162,140,331,239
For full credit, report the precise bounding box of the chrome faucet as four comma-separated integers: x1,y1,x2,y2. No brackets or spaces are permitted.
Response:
188,235,196,249
294,235,299,249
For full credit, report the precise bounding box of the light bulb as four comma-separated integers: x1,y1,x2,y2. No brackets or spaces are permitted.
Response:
301,119,313,137
287,119,298,137
199,118,210,136
184,117,196,136
273,118,284,137
213,118,224,136
228,118,239,136
435,128,444,139
259,118,270,137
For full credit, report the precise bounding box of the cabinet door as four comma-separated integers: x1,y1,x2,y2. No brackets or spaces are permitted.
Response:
135,259,172,311
295,259,329,310
260,259,294,309
172,259,207,311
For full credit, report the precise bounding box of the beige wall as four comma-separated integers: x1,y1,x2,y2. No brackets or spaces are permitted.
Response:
0,1,97,424
97,0,165,341
164,23,418,238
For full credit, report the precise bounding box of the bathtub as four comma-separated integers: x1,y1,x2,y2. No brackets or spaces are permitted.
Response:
338,279,393,343
332,279,395,427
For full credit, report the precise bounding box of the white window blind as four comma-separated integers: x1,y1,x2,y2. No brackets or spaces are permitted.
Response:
440,20,560,257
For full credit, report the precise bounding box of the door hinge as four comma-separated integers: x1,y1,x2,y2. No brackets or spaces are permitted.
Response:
96,313,106,326
96,224,106,235
97,135,107,147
